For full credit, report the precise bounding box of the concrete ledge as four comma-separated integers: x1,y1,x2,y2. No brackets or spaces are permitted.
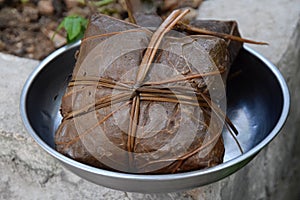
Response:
0,0,299,199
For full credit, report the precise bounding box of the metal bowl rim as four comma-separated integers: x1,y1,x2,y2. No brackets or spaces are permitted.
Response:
20,42,290,181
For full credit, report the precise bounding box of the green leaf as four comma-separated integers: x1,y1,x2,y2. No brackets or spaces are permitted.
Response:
53,15,88,44
64,17,82,41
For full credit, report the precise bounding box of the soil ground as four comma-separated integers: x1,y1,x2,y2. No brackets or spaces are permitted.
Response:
0,0,98,60
0,0,201,60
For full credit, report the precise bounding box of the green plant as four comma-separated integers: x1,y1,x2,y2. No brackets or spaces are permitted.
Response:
54,16,88,44
53,1,116,44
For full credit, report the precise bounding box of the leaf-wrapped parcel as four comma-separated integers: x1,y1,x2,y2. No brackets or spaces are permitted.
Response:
55,12,242,174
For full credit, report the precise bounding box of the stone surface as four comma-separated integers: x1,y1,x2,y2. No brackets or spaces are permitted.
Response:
0,0,299,199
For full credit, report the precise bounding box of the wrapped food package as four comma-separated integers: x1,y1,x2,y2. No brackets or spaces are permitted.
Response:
55,11,242,174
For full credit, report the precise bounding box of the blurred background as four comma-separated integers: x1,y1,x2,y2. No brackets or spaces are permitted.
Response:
0,0,202,60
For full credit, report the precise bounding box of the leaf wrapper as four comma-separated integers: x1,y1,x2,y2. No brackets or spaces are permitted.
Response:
55,13,242,174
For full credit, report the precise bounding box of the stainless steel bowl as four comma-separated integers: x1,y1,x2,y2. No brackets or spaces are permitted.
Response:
20,41,290,193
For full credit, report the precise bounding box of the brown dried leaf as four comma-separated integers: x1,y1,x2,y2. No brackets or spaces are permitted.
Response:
55,11,242,174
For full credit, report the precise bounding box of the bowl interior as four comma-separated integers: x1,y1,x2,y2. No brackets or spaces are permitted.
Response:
223,49,284,160
25,46,76,148
24,45,284,161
